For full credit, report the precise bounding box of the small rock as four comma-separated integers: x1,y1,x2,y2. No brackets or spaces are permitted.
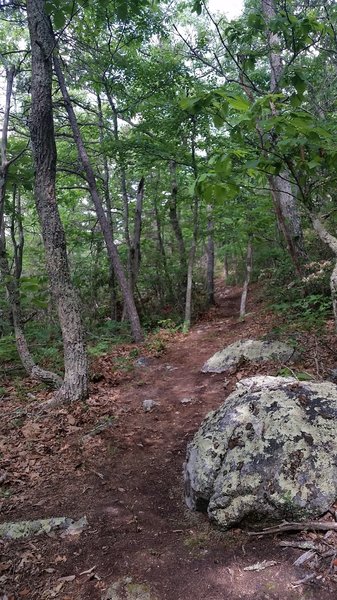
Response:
143,400,158,412
180,398,193,405
135,357,150,368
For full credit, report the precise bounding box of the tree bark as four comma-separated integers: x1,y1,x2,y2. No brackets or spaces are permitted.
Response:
26,0,88,402
223,253,229,284
153,188,173,302
130,177,145,293
0,229,63,388
240,237,253,319
311,215,337,331
97,93,117,320
206,205,215,305
261,0,306,272
183,118,199,332
169,160,187,298
53,55,143,342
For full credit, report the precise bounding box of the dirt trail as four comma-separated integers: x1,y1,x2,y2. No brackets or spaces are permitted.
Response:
1,282,336,599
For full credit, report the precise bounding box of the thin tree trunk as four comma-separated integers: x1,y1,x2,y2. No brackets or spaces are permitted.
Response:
130,177,145,292
26,0,88,402
0,229,63,388
153,191,173,302
169,160,187,298
240,237,253,319
183,118,199,332
96,93,117,320
105,90,133,289
223,253,229,284
53,55,143,342
206,205,215,305
311,216,337,331
0,66,15,227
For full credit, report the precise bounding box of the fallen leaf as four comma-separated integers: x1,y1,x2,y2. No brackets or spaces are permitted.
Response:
21,422,41,440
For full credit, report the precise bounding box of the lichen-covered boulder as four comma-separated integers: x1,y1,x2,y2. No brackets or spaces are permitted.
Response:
184,376,337,529
201,339,295,373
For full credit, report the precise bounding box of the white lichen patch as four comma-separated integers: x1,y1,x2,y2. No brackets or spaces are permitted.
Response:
201,340,295,374
184,377,337,529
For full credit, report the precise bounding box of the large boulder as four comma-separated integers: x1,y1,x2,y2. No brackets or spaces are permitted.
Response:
201,339,295,374
184,376,337,529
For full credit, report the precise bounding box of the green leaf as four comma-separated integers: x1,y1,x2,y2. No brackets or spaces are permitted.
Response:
226,95,250,111
292,72,306,97
53,8,66,29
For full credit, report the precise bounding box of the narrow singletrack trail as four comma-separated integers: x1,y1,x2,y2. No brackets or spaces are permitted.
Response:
1,282,335,600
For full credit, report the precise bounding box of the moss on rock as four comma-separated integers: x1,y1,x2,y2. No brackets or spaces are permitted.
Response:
184,377,337,529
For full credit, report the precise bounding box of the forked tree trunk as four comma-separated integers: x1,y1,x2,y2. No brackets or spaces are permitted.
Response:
26,0,88,403
240,237,253,318
53,55,143,342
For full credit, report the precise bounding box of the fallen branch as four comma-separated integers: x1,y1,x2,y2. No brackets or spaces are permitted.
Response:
248,521,337,536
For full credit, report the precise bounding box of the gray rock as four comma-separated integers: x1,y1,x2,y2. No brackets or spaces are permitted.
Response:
135,357,150,368
102,577,156,600
143,399,158,412
0,516,87,540
180,397,194,404
184,376,337,529
201,339,295,374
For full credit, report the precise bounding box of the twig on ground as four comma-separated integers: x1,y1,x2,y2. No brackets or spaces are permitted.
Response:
248,521,337,536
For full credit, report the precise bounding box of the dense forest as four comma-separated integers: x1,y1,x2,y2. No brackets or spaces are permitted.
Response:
1,0,337,401
4,1,337,599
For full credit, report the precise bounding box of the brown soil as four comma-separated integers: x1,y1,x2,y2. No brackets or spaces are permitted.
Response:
1,282,337,600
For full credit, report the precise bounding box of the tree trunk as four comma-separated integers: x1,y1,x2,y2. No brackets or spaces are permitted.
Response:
153,190,173,302
53,55,143,342
0,229,63,388
311,216,337,331
183,118,199,332
261,0,306,272
223,253,229,284
97,93,117,320
268,175,304,277
206,205,215,305
26,0,88,402
130,177,145,293
240,237,253,319
169,160,187,298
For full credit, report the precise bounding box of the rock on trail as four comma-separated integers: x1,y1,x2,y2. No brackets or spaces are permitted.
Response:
201,339,295,373
184,376,337,529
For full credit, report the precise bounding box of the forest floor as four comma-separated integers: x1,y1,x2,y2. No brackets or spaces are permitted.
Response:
2,281,337,600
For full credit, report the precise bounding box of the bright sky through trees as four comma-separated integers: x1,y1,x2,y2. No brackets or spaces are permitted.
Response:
208,0,244,18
